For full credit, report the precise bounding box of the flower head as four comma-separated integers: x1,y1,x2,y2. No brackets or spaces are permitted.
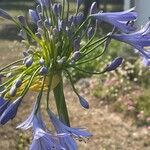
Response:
0,97,22,125
111,22,150,66
91,8,137,33
30,110,64,150
48,110,92,149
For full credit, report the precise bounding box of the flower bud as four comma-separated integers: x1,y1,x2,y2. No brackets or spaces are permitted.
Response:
79,96,89,109
6,73,13,78
0,97,22,125
53,3,59,17
27,49,34,54
18,15,27,26
39,66,48,75
73,37,81,51
9,85,17,97
90,2,97,15
72,51,81,61
37,20,44,29
0,8,13,20
15,78,23,88
25,57,33,67
18,30,27,39
38,12,43,20
39,57,45,66
44,19,51,29
36,5,41,13
104,57,123,72
38,28,44,35
29,9,39,23
22,51,28,57
57,56,67,65
35,32,42,39
76,12,84,25
87,27,94,39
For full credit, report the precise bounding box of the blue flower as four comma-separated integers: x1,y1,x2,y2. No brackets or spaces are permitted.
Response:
0,97,5,107
0,8,13,20
38,0,51,7
111,22,150,66
91,8,137,33
17,105,35,130
104,57,123,72
48,110,92,150
0,97,21,125
29,111,64,150
29,9,39,24
0,99,10,115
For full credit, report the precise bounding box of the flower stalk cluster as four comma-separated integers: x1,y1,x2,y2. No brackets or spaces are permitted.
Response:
0,0,150,149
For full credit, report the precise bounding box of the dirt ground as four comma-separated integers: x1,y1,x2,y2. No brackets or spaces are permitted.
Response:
0,78,150,150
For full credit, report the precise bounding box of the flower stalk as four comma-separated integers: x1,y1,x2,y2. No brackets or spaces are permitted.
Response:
53,73,70,126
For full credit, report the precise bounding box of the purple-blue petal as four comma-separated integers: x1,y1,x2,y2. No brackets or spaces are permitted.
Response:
0,8,13,20
29,9,39,24
0,100,10,116
0,97,21,125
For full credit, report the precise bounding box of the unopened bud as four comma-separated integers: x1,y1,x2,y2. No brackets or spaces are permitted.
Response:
44,19,51,29
25,57,33,67
37,20,44,29
79,96,89,109
39,58,45,66
39,66,48,75
104,57,123,72
15,78,23,88
18,16,27,26
9,85,17,97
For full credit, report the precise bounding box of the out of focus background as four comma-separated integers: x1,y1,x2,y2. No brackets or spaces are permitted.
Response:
0,0,150,150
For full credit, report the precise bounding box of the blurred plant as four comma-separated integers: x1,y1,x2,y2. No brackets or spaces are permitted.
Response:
0,0,149,149
92,57,150,126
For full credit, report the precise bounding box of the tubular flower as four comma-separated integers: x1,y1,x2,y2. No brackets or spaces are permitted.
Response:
0,97,5,107
91,7,137,33
104,57,123,72
111,22,150,66
48,110,92,149
30,111,64,150
0,97,22,125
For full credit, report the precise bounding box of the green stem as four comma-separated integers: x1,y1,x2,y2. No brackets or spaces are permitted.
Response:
0,59,23,72
53,73,70,126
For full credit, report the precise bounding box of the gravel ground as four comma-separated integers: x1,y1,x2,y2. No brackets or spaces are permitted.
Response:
0,78,150,150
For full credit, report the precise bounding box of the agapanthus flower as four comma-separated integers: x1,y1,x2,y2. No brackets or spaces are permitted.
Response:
0,8,13,20
29,9,39,23
0,97,5,107
91,8,137,33
104,57,123,72
111,22,150,66
0,97,22,125
0,99,10,115
30,110,64,150
0,0,149,149
48,110,92,149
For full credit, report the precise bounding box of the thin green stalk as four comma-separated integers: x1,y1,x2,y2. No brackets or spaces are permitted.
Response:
35,76,46,114
73,66,104,75
53,73,70,126
81,39,107,59
46,73,53,109
0,59,23,72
